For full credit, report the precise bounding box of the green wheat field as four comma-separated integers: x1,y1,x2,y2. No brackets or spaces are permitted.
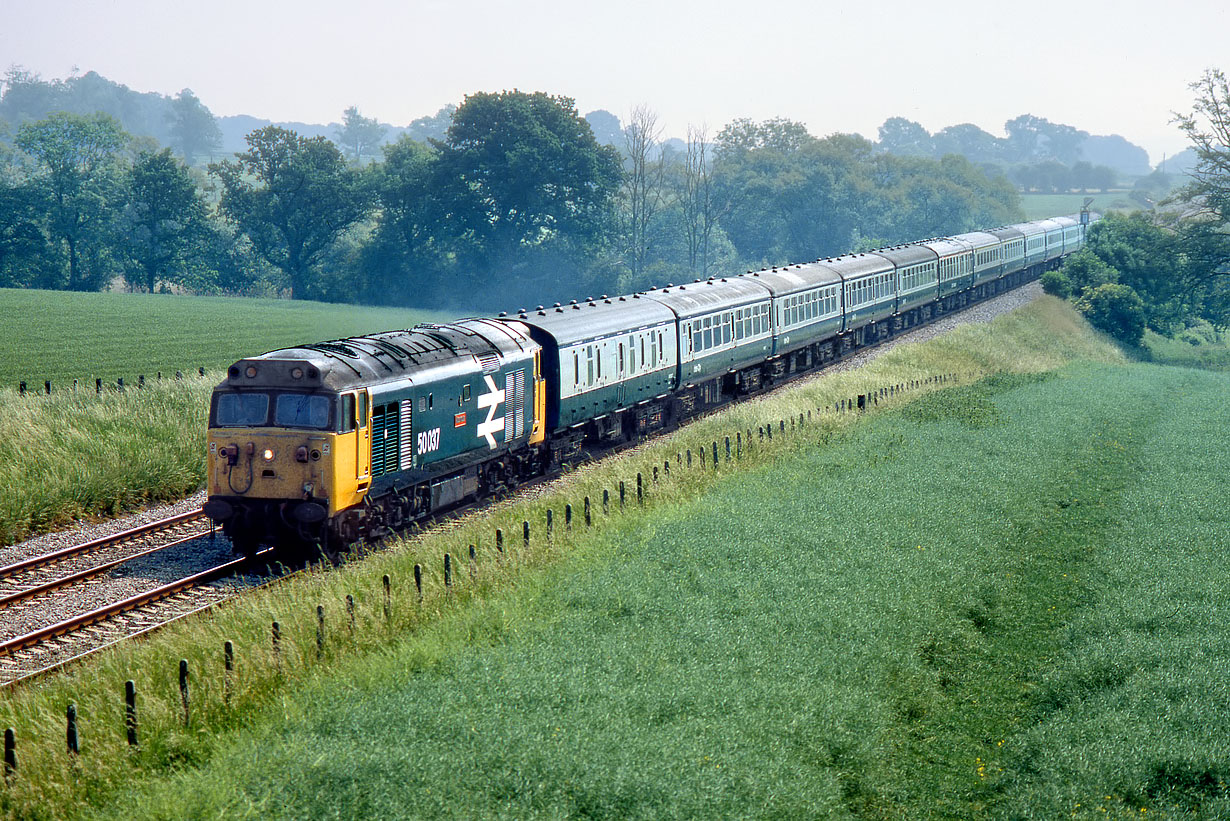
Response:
0,294,1226,818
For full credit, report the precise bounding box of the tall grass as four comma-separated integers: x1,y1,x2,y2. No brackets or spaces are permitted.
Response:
0,297,1130,818
0,376,213,545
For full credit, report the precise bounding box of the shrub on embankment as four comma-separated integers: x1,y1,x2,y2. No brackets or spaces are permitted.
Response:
0,296,1142,818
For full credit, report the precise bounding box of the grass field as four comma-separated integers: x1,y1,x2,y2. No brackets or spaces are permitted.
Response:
0,288,454,388
41,360,1223,820
1019,192,1140,220
4,296,1198,820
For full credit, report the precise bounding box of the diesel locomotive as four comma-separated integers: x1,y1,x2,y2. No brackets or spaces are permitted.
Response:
204,213,1095,559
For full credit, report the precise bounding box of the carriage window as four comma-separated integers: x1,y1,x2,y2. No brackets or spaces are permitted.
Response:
619,343,625,374
574,352,580,385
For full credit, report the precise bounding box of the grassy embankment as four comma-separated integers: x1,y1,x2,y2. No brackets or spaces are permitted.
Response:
14,296,1220,819
0,290,449,545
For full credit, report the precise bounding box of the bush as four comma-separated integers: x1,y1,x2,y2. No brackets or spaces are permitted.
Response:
1176,319,1221,346
1074,283,1147,347
1040,269,1072,299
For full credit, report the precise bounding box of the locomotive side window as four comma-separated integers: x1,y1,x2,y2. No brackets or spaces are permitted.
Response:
341,394,356,433
358,392,368,427
462,383,471,403
215,393,269,427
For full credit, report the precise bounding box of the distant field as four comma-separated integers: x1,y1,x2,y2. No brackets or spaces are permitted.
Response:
0,289,457,389
1019,191,1140,220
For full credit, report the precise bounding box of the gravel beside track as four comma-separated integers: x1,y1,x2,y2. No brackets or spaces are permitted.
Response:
0,281,1042,682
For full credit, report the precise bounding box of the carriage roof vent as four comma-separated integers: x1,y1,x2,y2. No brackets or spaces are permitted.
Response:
498,311,507,317
536,305,544,310
554,302,561,308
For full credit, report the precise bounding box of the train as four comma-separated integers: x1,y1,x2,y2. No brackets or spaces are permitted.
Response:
204,212,1095,560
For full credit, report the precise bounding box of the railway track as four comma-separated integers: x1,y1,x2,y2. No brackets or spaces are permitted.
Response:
0,511,267,686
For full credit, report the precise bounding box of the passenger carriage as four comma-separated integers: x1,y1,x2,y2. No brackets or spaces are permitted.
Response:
871,245,939,330
512,296,678,453
740,262,844,369
638,277,774,406
828,253,897,344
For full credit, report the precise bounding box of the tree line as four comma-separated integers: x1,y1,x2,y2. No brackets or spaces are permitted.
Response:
0,90,1028,311
0,90,1024,312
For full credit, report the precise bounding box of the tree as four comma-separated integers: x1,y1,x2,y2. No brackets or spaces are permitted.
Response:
1004,115,1088,165
120,148,207,293
877,117,932,157
932,123,1003,164
16,112,127,290
167,89,221,165
622,104,667,282
405,104,456,143
363,136,450,305
1074,283,1146,346
679,124,718,276
432,91,622,298
0,175,53,287
334,106,387,163
210,126,373,299
1174,69,1230,318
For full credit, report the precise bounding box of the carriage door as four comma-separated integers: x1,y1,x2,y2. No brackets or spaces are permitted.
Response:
355,389,370,482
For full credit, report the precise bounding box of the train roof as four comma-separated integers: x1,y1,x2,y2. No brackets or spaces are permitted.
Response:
510,295,675,346
870,244,938,267
739,261,843,296
949,230,1001,249
218,319,536,393
819,252,895,278
983,226,1025,242
916,237,973,257
638,276,771,319
1006,220,1045,237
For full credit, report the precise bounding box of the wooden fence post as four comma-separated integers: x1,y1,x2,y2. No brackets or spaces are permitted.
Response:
125,681,138,748
179,660,190,727
66,705,79,756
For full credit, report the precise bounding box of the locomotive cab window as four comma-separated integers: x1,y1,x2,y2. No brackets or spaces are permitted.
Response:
214,393,269,427
274,394,331,429
341,394,356,433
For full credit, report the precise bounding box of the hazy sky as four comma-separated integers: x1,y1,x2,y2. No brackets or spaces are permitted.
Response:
3,0,1226,164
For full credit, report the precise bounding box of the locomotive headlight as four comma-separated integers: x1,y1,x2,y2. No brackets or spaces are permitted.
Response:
262,448,275,462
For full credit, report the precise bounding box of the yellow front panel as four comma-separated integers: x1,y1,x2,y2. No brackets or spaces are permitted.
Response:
207,428,366,517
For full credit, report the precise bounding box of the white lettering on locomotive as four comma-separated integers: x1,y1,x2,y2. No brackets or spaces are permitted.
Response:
476,374,506,449
416,427,441,455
